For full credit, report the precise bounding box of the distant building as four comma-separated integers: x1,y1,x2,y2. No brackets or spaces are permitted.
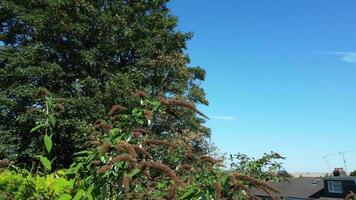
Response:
251,168,356,200
290,172,328,178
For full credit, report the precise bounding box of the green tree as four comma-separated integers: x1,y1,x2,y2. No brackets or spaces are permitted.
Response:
350,170,356,176
230,152,286,182
0,0,208,169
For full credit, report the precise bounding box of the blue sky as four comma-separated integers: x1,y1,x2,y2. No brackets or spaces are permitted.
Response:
168,0,356,173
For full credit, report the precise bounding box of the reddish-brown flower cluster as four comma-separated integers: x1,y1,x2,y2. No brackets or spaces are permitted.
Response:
228,175,252,199
158,96,170,105
116,141,136,157
166,184,177,200
107,105,127,117
144,110,153,120
177,164,193,173
94,120,112,133
123,175,130,193
98,142,112,153
91,160,102,166
214,182,222,200
132,128,149,138
141,161,182,185
233,173,280,199
97,165,112,173
200,155,222,165
133,91,147,98
110,155,136,166
184,152,194,159
133,145,151,159
158,97,209,119
0,159,11,168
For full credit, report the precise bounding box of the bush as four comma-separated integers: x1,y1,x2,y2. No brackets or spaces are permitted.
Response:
64,95,280,199
0,95,283,199
0,169,91,200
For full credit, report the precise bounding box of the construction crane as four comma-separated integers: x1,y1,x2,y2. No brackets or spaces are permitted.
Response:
323,154,333,173
338,150,352,173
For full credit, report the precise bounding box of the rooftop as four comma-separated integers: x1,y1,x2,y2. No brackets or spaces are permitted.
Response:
251,177,324,199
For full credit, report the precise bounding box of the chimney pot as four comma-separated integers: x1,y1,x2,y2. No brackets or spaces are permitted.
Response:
333,168,346,177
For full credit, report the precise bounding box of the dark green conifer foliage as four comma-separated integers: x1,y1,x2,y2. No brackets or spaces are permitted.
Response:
0,0,208,168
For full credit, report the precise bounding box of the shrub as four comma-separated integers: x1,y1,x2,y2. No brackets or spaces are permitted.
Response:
0,169,91,200
0,94,283,199
65,95,280,199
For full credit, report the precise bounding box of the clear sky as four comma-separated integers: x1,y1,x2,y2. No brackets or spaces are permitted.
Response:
168,0,356,173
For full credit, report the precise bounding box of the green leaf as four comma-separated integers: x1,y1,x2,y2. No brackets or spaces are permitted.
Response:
48,114,56,128
44,135,52,153
128,168,141,178
73,150,91,155
40,156,52,171
132,108,142,116
126,134,132,143
54,178,68,194
157,182,166,190
58,194,72,200
68,178,76,189
66,163,83,174
85,186,94,200
181,187,198,199
73,189,85,200
221,175,229,192
46,97,54,108
109,128,120,135
30,124,46,133
150,100,161,108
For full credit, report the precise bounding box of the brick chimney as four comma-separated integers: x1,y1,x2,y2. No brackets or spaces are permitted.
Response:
333,168,346,176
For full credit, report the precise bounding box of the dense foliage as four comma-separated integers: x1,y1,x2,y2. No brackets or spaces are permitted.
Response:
230,152,286,182
0,95,282,199
0,169,90,200
0,0,286,199
0,0,208,168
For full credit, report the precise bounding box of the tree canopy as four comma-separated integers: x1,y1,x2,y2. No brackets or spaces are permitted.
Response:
0,1,288,199
0,0,209,169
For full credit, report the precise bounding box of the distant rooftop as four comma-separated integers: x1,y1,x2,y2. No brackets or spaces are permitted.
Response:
324,176,356,181
291,172,328,178
251,177,324,199
251,169,356,199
